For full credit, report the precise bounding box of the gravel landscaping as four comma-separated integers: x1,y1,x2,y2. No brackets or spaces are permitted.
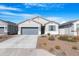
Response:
37,35,79,56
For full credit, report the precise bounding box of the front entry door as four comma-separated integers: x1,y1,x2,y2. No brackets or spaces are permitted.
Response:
41,26,45,34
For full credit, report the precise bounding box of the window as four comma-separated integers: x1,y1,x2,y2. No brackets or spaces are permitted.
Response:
49,25,56,31
77,24,79,30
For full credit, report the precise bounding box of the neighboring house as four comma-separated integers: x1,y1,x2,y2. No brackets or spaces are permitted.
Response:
18,16,59,35
59,20,79,36
0,19,18,35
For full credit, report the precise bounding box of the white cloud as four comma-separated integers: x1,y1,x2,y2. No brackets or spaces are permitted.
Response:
0,11,67,24
0,11,17,16
61,21,67,24
19,13,41,19
0,11,40,19
24,3,65,9
0,5,21,11
51,3,64,8
46,16,66,24
24,3,47,8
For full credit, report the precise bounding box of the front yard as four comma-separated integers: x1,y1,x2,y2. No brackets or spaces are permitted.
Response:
36,35,79,56
0,34,79,56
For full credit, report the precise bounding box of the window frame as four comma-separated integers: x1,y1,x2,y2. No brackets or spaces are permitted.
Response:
49,25,56,31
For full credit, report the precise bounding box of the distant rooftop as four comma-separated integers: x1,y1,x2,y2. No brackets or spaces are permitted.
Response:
59,20,79,28
0,19,17,25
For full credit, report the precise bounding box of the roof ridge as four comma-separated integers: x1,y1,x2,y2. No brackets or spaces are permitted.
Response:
61,19,79,25
18,16,49,25
0,19,17,25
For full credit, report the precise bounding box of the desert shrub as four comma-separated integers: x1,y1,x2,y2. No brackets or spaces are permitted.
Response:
47,33,50,36
47,33,51,40
47,33,55,40
58,35,77,42
55,45,61,50
48,35,55,40
72,46,78,50
55,35,60,39
58,35,68,40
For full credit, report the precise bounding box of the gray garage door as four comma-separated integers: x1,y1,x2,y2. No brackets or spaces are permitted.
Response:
0,27,4,34
21,27,38,35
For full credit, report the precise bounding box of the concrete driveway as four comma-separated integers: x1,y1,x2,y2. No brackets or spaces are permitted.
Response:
0,48,54,56
0,35,38,48
0,35,55,56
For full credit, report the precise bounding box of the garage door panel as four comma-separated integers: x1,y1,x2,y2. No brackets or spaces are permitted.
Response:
21,27,38,35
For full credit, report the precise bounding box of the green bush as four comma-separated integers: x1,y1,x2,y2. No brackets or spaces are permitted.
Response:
47,33,50,36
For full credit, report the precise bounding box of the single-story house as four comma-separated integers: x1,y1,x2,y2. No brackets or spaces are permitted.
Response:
18,16,59,35
0,19,18,35
59,20,79,36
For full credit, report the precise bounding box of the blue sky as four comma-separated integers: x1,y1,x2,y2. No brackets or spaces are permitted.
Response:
0,3,79,23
